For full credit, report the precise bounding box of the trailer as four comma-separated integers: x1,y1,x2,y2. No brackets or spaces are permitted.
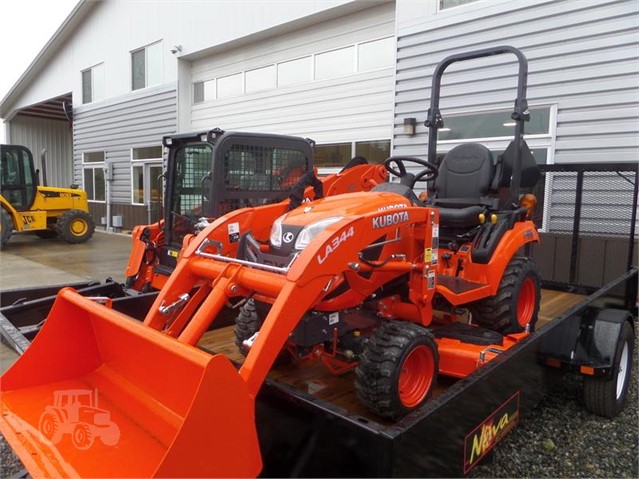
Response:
0,161,635,478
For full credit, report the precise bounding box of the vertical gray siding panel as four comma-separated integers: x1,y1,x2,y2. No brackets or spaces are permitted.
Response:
73,84,177,205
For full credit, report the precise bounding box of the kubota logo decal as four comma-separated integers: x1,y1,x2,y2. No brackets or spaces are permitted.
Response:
317,226,354,264
463,391,520,473
39,389,120,450
372,211,409,229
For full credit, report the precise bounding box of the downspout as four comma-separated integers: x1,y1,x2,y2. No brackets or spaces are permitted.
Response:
105,162,113,232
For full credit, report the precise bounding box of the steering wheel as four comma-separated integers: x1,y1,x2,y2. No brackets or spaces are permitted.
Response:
383,156,439,187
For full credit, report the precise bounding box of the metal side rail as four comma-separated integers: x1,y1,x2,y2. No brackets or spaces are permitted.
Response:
0,311,30,355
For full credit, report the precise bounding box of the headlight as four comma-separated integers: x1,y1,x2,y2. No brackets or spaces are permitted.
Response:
295,216,343,250
269,214,286,247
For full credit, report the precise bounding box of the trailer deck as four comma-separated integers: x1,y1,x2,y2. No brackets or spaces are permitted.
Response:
198,288,586,423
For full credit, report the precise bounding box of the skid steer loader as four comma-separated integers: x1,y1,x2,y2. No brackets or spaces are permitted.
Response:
124,129,387,292
0,145,95,248
0,46,542,478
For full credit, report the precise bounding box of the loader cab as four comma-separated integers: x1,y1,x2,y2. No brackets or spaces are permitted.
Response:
0,145,38,211
160,129,313,270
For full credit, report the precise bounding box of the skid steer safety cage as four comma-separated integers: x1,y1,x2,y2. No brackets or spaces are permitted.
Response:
532,162,638,301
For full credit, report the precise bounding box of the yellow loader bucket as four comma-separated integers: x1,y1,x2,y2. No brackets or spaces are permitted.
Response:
0,289,262,478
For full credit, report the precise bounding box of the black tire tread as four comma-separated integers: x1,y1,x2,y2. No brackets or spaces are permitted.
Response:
1,208,13,248
355,321,438,420
583,320,634,418
470,256,540,334
57,209,95,244
234,299,259,356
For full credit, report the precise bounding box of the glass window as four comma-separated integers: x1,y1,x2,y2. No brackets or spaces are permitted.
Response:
193,80,215,103
314,143,352,167
358,37,395,71
246,65,276,93
355,140,391,164
277,57,312,87
193,82,204,103
132,165,144,204
133,146,162,160
81,64,104,104
440,0,479,9
83,166,105,202
147,42,162,87
438,107,551,141
315,46,355,80
131,49,145,91
217,73,243,99
83,151,105,163
82,70,92,104
132,41,162,91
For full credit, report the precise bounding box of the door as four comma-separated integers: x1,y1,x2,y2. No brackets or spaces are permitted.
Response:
0,146,37,211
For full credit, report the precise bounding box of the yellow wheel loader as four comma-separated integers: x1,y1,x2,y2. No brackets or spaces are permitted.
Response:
0,144,95,248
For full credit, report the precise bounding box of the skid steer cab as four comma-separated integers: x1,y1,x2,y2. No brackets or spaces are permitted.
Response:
0,46,543,478
0,145,95,248
124,129,387,292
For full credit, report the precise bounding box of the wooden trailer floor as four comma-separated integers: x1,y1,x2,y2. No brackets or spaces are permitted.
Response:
197,289,585,421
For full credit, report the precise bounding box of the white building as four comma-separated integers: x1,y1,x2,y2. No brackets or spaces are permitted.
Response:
1,0,636,230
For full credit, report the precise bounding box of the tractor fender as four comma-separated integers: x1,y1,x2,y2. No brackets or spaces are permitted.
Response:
459,221,538,296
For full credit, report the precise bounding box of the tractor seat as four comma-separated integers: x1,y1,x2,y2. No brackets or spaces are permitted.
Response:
430,143,496,228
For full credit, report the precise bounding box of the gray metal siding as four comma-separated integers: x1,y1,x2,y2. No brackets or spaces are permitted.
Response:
73,84,177,204
8,115,74,188
393,0,638,163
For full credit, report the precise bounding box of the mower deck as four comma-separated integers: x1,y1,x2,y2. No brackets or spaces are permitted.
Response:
197,288,585,422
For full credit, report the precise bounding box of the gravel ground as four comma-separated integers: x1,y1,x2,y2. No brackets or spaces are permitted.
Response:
1,323,637,478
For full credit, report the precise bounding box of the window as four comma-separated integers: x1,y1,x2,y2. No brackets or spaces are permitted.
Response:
246,65,276,93
277,57,313,87
132,41,162,91
82,151,106,202
193,80,215,103
440,0,480,9
358,37,395,71
131,146,163,205
436,106,555,165
315,46,355,80
314,140,391,168
217,73,243,99
82,63,105,104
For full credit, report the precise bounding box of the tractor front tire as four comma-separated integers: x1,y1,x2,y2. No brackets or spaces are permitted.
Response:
234,299,260,356
470,257,541,334
72,423,95,450
0,208,13,248
57,210,95,244
584,320,634,418
356,321,438,420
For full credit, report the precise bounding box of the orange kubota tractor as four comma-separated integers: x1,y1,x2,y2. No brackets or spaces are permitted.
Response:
0,46,542,478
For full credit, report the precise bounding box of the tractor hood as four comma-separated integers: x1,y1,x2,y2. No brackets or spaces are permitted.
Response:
270,191,411,255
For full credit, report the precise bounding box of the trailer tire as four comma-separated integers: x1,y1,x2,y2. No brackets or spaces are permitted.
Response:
356,321,438,420
470,256,540,334
584,320,634,418
1,208,13,248
57,210,95,244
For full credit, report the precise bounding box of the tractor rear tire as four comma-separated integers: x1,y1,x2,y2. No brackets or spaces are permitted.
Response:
584,320,634,418
0,208,13,248
470,256,540,334
38,411,63,444
57,210,95,244
355,321,438,420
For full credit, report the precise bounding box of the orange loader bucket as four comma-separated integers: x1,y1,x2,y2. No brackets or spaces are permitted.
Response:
0,288,262,478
